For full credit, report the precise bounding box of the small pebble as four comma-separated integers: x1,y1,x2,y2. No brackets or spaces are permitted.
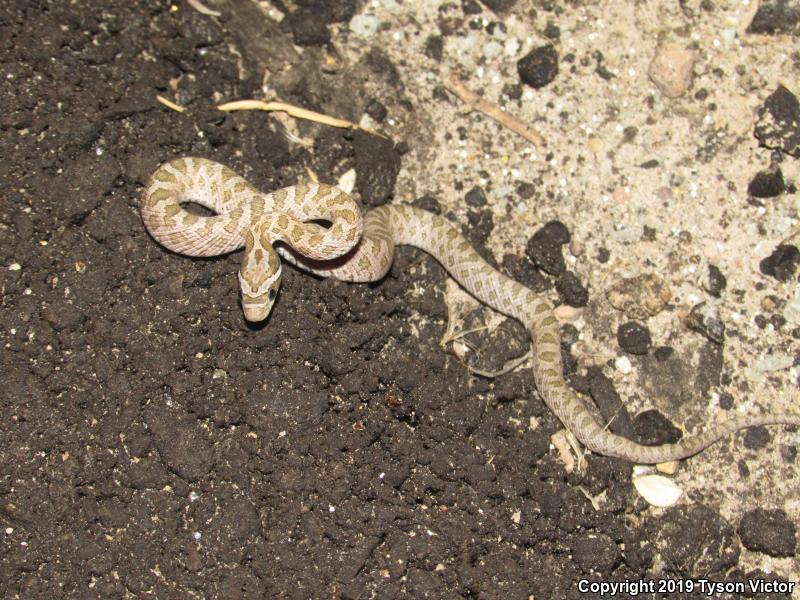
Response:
365,99,388,122
759,244,800,281
685,302,725,344
350,14,380,37
747,0,800,35
424,35,444,62
754,85,800,158
655,461,678,475
615,355,633,374
743,425,770,450
648,42,696,98
462,0,482,14
481,0,518,13
555,271,589,307
464,186,488,208
606,273,672,320
617,321,652,355
704,264,726,297
517,45,559,89
748,165,785,198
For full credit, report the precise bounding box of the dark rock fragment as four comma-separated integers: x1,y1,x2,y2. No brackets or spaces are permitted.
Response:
555,271,588,307
686,302,725,344
617,322,652,355
517,45,559,89
464,186,488,208
525,221,569,276
754,85,800,157
739,509,797,557
748,165,785,198
760,245,800,281
705,264,726,297
746,0,800,35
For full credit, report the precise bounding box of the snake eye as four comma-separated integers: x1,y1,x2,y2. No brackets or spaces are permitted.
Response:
268,288,277,301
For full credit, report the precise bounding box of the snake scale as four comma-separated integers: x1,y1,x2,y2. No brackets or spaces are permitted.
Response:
141,157,800,464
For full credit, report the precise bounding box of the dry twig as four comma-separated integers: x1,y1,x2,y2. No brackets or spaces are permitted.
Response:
445,70,546,148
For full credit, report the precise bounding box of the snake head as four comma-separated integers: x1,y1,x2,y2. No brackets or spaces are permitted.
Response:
239,228,282,322
239,271,281,321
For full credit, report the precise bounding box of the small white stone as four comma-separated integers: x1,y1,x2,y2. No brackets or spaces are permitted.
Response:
349,14,380,37
633,473,683,507
615,356,633,374
337,169,356,194
8,263,21,271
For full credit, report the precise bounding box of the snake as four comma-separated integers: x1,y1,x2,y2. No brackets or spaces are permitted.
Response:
140,157,800,464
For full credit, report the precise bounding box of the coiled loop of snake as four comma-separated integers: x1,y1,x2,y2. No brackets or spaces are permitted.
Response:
141,157,363,320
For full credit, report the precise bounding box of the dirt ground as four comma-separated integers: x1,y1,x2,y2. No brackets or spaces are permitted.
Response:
1,0,799,598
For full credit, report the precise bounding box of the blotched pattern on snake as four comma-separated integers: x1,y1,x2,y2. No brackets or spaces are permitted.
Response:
141,157,800,464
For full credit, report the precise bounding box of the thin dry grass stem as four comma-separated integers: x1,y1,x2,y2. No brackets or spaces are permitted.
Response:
217,99,387,138
156,95,186,113
186,0,221,17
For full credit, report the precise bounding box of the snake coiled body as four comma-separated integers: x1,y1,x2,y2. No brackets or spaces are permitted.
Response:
141,157,800,464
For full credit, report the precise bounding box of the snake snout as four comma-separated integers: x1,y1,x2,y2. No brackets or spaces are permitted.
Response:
240,285,278,322
242,301,270,322
239,285,279,322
